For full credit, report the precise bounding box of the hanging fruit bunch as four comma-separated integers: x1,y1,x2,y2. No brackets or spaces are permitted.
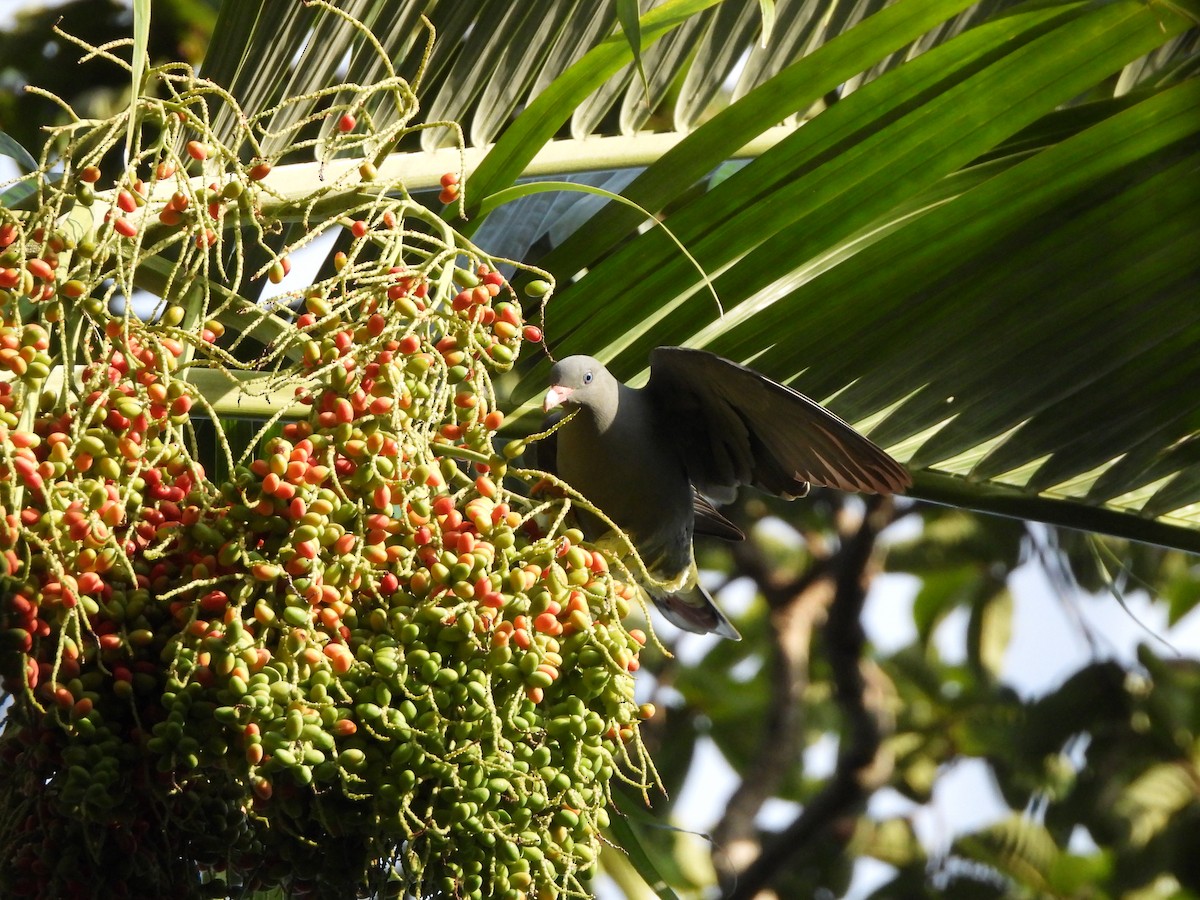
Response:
0,11,654,900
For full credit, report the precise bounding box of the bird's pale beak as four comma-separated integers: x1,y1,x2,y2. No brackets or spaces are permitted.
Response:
543,385,573,412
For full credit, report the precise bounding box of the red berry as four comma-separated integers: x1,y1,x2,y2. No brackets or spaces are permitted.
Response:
25,258,55,282
117,189,137,213
62,279,87,298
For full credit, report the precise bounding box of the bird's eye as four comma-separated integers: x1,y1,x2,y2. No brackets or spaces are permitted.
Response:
583,371,593,384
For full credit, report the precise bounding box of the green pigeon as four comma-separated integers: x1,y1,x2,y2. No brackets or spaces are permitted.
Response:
543,348,911,640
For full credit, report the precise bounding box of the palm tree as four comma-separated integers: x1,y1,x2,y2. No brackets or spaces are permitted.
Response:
200,0,1200,553
2,0,1197,897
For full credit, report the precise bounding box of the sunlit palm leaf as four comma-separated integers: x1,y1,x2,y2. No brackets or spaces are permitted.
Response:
204,0,1049,146
200,0,1200,552
506,0,1200,549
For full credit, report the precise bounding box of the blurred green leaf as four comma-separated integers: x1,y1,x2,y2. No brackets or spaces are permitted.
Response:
1162,557,1200,626
1045,849,1115,897
910,566,978,648
866,866,1009,900
1022,662,1130,759
0,132,39,206
673,634,770,774
854,817,925,869
967,587,1013,681
889,511,1025,575
607,799,684,900
953,816,1060,895
1116,762,1199,848
0,132,37,173
641,704,699,804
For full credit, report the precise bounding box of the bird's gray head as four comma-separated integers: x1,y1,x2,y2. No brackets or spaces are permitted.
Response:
544,356,618,415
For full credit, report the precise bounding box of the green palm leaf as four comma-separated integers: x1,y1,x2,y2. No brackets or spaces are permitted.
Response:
198,0,1200,551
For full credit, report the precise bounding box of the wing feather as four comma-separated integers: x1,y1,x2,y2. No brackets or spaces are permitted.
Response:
647,347,910,498
693,492,745,540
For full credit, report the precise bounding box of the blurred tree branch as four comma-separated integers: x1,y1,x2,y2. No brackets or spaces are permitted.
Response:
710,508,835,885
723,496,897,900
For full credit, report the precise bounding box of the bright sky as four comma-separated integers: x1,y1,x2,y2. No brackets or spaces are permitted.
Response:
0,0,89,30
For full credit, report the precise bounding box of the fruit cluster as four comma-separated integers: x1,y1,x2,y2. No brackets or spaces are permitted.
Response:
0,38,651,900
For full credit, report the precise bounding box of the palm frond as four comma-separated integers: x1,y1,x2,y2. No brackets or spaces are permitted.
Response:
204,0,1064,146
199,0,1200,551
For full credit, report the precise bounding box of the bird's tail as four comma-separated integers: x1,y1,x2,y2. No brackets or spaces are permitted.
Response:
594,533,742,640
649,581,741,641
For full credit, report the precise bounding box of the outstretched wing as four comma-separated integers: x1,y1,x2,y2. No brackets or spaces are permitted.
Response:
647,347,911,501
